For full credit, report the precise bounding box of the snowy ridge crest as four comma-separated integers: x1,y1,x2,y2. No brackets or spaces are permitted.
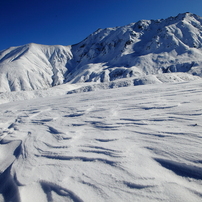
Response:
1,12,202,92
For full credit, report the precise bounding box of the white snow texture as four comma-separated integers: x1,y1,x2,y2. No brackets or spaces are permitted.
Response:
0,12,202,202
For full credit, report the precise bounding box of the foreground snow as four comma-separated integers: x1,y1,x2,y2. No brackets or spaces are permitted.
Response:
0,80,202,202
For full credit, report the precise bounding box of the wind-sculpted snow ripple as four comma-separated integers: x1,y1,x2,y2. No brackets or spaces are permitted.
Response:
0,80,201,201
40,181,84,202
38,154,118,167
155,158,202,180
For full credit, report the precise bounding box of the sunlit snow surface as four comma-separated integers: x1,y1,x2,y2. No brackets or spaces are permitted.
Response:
0,80,202,202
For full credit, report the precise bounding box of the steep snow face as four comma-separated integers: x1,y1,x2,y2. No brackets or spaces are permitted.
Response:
0,13,202,92
0,44,72,92
66,12,202,83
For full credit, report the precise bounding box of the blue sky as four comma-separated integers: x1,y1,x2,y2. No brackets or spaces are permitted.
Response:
0,0,202,51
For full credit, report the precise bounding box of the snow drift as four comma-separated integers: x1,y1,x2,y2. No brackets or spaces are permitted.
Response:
0,80,201,201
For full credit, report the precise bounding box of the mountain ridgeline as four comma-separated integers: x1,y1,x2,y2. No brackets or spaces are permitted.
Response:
0,12,202,92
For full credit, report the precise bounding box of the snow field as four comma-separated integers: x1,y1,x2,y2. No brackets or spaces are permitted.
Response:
0,72,200,104
0,80,201,201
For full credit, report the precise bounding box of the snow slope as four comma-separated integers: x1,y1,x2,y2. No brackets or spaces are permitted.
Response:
0,44,72,92
0,72,200,104
66,13,202,83
0,79,201,202
1,12,202,92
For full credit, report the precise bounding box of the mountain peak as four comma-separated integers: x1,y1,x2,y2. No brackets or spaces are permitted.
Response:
173,12,202,23
176,12,192,19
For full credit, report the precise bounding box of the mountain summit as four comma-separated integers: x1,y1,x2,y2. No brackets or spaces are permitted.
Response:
0,12,202,92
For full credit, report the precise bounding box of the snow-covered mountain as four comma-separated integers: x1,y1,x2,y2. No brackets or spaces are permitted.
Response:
67,12,202,83
0,44,72,92
1,12,202,92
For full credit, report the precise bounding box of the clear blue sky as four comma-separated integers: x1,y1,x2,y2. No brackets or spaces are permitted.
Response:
0,0,202,51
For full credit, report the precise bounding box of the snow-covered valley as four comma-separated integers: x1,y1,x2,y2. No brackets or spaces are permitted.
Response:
0,79,201,202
